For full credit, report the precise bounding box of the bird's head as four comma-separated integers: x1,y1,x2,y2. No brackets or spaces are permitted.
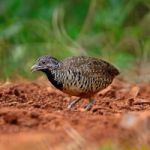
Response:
31,56,61,72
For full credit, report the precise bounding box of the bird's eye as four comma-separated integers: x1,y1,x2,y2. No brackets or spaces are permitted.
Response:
42,61,46,64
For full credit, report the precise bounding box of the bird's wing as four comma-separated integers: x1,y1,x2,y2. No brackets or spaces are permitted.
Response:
61,56,118,77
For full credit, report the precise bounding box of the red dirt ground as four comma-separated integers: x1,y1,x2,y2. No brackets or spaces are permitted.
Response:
0,79,150,150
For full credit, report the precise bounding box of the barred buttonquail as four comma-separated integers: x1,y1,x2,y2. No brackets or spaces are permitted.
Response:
31,56,119,110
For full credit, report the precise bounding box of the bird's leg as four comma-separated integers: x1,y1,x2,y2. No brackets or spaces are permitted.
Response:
67,98,81,109
84,98,95,111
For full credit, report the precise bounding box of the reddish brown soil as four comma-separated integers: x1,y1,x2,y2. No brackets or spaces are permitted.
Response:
0,79,150,149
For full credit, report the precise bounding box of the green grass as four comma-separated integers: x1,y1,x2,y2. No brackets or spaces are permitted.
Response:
0,0,150,79
98,141,150,150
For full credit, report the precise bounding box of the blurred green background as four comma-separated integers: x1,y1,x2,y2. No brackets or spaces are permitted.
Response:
0,0,150,80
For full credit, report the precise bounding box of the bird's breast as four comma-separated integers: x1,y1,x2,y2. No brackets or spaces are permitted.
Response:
45,70,63,90
50,69,112,97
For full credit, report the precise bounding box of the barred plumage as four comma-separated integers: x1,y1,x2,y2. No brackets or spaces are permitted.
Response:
31,56,119,110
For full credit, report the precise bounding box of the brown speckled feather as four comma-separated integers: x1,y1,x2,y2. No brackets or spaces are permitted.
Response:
32,56,119,98
49,56,119,97
61,56,119,77
31,55,120,109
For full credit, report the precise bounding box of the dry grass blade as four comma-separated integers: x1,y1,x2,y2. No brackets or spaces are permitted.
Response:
128,85,140,99
64,124,86,150
52,5,86,56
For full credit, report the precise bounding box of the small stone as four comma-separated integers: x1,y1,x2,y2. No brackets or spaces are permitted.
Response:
14,89,20,97
3,113,18,125
23,119,38,127
30,112,39,118
32,104,41,108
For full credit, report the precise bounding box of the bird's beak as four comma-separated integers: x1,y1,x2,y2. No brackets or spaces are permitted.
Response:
31,64,41,72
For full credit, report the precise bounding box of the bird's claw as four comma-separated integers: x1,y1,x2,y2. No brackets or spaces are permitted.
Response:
67,102,74,109
67,98,81,110
84,103,93,111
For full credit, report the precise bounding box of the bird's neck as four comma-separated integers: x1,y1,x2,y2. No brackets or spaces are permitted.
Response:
44,69,63,90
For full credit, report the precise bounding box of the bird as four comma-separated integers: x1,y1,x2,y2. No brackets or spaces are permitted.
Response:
31,55,119,111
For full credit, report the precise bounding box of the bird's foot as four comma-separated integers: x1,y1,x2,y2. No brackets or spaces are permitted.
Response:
84,103,93,111
84,99,95,111
67,98,81,109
